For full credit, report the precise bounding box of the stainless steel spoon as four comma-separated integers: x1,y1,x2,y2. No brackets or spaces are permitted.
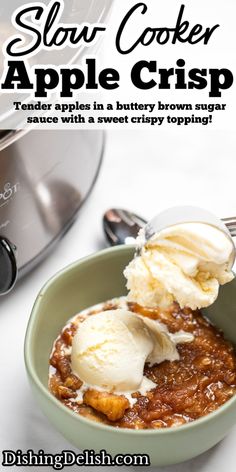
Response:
103,207,236,246
103,209,147,246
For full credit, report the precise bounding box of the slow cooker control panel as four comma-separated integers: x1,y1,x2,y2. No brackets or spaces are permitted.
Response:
0,237,17,295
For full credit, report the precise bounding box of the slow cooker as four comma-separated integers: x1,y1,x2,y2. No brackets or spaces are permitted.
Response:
0,0,113,294
0,129,104,295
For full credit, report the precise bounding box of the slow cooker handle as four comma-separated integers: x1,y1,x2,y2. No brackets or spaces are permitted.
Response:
0,237,18,295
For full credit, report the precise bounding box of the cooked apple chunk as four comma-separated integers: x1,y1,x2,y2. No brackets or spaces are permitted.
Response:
83,389,130,421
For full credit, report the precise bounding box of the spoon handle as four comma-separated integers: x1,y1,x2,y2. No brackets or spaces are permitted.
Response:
222,218,236,237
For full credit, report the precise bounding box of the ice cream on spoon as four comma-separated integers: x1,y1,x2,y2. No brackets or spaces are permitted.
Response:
125,222,234,310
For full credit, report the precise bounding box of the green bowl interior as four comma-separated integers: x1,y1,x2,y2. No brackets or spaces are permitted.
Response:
26,245,236,401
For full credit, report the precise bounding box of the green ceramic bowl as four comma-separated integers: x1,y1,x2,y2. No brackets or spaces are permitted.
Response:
24,245,236,466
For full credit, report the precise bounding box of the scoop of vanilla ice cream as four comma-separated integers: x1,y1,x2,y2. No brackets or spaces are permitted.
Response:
71,310,153,392
71,309,193,393
124,223,235,310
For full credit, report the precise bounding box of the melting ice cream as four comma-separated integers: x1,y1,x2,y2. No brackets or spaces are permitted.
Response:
71,309,193,395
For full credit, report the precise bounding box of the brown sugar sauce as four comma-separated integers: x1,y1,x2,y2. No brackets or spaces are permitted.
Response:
49,300,236,429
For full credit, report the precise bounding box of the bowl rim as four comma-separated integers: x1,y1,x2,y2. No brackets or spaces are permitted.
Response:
24,245,236,436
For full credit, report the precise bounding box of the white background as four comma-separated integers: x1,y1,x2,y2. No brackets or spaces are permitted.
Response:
1,128,236,471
